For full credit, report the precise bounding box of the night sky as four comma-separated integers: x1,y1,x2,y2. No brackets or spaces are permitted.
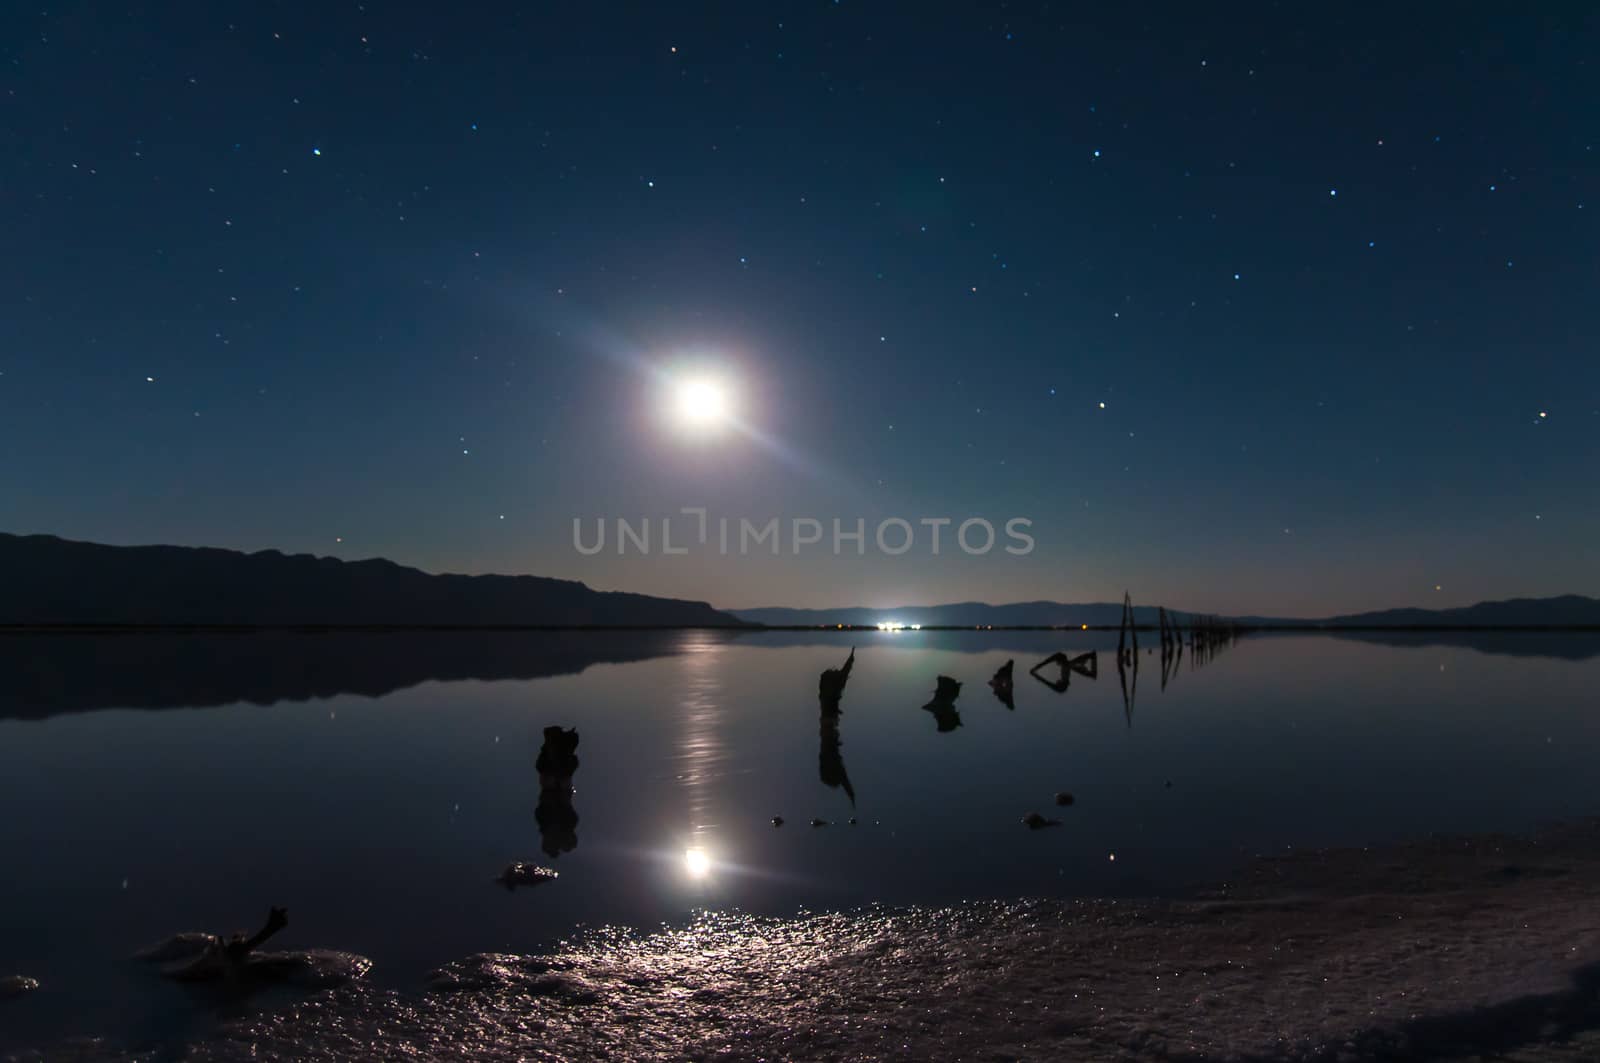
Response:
3,3,1597,616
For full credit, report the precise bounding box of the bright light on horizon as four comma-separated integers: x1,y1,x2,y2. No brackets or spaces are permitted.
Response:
684,847,711,878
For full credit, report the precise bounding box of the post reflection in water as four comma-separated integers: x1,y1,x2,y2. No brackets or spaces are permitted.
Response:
534,726,581,860
8,627,1600,1061
818,648,857,807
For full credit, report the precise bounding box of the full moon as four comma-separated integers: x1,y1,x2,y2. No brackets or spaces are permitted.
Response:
668,373,735,435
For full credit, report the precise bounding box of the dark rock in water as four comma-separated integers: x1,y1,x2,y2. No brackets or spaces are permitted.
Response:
1054,792,1076,807
810,818,829,828
136,933,218,964
921,700,963,732
536,726,580,790
771,816,784,828
535,726,581,859
922,675,964,731
1022,812,1062,830
498,863,559,890
134,908,371,989
141,945,368,989
921,701,963,732
536,790,579,858
1164,780,1173,789
989,660,1014,690
0,975,39,1000
848,817,858,826
989,659,1016,708
145,906,288,982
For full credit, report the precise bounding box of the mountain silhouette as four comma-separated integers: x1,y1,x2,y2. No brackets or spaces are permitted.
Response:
736,595,1600,629
1321,595,1600,627
0,533,742,627
733,601,1178,628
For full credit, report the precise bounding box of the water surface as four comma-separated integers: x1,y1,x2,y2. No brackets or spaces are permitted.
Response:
2,629,1598,1052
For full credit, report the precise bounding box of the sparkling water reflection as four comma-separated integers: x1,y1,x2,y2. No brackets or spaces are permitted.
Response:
2,628,1600,1053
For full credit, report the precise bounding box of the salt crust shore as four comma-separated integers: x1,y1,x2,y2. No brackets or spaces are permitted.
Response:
16,821,1600,1062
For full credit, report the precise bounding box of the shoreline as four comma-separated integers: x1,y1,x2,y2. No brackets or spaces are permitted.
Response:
11,821,1600,1061
3,623,1599,633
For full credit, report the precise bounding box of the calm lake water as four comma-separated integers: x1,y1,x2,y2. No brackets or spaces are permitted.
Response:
3,628,1599,1053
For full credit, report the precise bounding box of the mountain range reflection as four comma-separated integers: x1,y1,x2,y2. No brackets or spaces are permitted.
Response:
2,627,1595,724
0,630,716,721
